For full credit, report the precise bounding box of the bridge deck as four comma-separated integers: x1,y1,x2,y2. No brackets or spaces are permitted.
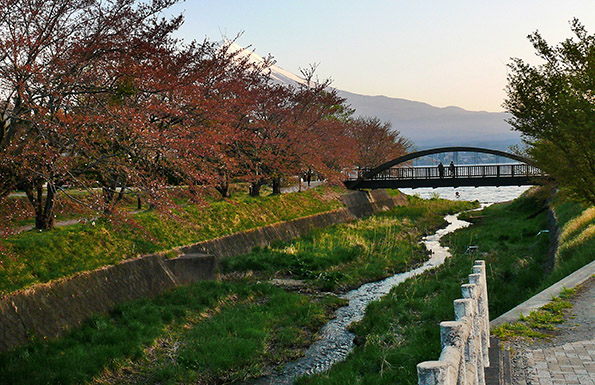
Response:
344,164,548,189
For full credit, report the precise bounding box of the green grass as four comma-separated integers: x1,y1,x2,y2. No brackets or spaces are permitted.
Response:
9,187,590,385
0,281,344,385
297,187,595,385
443,187,553,318
0,192,476,384
551,200,595,285
492,287,576,340
223,196,477,291
0,186,343,294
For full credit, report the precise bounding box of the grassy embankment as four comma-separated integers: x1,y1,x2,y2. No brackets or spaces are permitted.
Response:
0,186,342,294
298,187,595,385
222,195,477,291
0,194,474,384
492,190,595,339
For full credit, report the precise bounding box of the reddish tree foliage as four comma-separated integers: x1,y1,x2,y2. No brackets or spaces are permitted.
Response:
348,116,412,169
0,1,403,232
0,0,184,227
165,40,279,198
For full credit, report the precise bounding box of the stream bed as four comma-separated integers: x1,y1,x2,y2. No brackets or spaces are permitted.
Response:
248,213,472,385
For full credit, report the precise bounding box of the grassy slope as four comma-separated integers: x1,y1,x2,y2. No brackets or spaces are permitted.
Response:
223,196,477,291
299,187,595,385
0,187,342,294
0,194,475,385
548,192,594,284
0,281,344,385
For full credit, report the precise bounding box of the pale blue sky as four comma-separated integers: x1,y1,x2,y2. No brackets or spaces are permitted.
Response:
167,1,595,112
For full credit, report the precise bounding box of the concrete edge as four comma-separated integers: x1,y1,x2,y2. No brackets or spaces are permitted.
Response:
490,258,595,328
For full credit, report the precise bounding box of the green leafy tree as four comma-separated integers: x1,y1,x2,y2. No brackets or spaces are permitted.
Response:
505,19,595,204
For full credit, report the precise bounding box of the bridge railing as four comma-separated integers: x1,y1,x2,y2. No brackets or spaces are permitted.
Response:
351,163,545,181
417,260,490,385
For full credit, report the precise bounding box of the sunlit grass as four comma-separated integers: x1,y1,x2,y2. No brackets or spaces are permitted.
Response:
559,207,595,243
556,204,595,269
223,196,477,291
0,186,342,294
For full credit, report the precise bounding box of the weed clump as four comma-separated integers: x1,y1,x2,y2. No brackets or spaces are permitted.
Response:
492,289,575,341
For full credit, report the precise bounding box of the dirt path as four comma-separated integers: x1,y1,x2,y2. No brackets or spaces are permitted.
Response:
280,180,322,193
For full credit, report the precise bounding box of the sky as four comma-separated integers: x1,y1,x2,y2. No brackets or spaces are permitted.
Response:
166,1,595,112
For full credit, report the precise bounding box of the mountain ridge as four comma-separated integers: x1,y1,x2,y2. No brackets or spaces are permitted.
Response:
228,42,519,150
337,90,519,150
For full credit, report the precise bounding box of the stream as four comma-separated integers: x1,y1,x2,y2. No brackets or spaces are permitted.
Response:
248,212,472,385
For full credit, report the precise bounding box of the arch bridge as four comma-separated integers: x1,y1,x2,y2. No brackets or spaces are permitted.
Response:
344,146,548,190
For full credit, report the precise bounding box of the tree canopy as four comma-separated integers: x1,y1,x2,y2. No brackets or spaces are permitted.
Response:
505,19,595,205
0,0,411,229
348,116,412,169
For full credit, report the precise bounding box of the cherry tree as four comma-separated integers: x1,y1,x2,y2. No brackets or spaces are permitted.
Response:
348,116,412,169
0,0,183,227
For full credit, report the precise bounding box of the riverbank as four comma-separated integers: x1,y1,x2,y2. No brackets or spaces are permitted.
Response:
0,194,474,385
298,186,594,385
0,186,343,294
4,186,589,385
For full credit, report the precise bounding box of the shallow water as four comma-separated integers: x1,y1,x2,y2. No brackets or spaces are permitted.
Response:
247,186,529,384
399,185,531,205
248,214,471,385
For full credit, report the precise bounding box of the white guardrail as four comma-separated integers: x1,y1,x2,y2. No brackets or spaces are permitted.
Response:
417,260,490,385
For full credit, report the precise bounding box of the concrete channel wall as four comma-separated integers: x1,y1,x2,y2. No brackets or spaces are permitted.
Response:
179,189,405,258
0,189,405,353
417,261,491,385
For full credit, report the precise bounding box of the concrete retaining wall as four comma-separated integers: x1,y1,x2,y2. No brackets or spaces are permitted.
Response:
417,261,491,385
179,189,405,259
0,254,216,352
0,189,405,353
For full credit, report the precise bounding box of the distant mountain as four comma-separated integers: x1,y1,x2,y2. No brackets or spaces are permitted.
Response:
229,43,520,150
336,90,520,151
227,42,306,86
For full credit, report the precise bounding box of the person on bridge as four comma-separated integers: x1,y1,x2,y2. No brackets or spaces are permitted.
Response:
438,162,445,178
449,161,455,177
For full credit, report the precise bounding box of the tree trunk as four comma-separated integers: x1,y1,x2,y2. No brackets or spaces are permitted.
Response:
102,185,115,214
102,175,127,214
215,183,230,198
25,181,56,229
249,182,261,197
271,177,281,195
215,173,231,198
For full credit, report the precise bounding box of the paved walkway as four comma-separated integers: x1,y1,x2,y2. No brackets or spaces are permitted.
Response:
280,180,323,193
510,276,595,384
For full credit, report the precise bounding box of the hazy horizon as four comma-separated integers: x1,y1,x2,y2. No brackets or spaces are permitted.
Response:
166,1,595,113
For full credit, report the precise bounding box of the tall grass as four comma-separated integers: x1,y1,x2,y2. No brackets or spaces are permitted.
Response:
0,281,343,385
223,196,477,290
0,187,342,294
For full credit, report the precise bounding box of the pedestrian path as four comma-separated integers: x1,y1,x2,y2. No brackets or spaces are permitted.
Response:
280,180,322,193
509,276,595,384
525,339,595,384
